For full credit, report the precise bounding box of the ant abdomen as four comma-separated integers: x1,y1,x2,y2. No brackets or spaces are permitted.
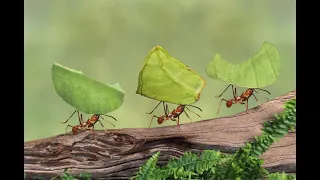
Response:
157,117,164,124
72,127,79,134
226,100,233,108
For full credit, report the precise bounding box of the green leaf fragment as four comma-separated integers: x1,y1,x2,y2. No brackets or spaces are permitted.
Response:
52,63,125,114
253,149,261,156
136,46,206,105
278,124,288,129
275,128,288,134
79,172,91,179
205,41,280,88
256,145,263,152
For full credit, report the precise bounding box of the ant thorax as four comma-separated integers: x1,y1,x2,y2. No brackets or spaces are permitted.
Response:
82,122,87,127
236,96,241,101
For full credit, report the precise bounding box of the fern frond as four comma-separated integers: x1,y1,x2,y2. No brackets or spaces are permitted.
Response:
132,151,160,180
230,99,296,179
226,154,267,179
153,150,225,179
196,150,222,174
237,99,296,158
267,172,296,180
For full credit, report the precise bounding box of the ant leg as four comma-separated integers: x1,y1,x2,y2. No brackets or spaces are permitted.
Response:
185,107,201,118
64,125,74,135
216,99,228,117
244,100,254,121
105,120,116,127
241,99,251,114
172,118,188,138
233,86,238,99
244,100,249,113
77,111,84,124
149,115,158,128
97,120,109,133
146,101,163,114
98,117,116,136
90,125,97,141
177,116,181,130
215,84,232,98
165,104,170,116
183,109,192,122
252,93,261,106
61,110,78,124
170,118,181,130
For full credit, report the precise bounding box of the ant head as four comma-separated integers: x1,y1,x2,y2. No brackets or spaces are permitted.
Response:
246,88,254,94
92,114,99,120
157,116,164,124
226,100,233,108
177,105,185,111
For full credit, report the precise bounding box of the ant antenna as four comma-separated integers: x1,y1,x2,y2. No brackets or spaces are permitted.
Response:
99,115,116,127
185,104,202,111
100,114,117,121
185,107,201,118
254,88,271,95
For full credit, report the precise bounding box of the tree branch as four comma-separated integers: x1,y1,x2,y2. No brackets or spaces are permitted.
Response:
24,90,296,179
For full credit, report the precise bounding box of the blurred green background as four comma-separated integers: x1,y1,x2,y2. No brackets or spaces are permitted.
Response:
24,0,296,142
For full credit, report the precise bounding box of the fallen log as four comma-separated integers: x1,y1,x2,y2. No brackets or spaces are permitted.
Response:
24,90,296,179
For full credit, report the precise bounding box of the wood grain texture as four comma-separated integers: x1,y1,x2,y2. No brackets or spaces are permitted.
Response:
24,90,296,179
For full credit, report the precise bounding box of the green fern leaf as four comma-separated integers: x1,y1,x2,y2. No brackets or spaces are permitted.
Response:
133,151,160,180
267,172,296,180
275,128,288,135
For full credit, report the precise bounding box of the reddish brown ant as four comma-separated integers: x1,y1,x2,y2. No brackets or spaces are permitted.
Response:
147,101,202,130
61,110,116,139
215,84,271,118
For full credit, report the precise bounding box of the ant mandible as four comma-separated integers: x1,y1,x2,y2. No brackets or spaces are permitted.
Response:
147,101,202,130
61,110,117,140
215,84,271,117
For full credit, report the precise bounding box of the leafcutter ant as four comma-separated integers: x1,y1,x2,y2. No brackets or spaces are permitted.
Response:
61,110,117,140
215,84,271,118
147,101,202,130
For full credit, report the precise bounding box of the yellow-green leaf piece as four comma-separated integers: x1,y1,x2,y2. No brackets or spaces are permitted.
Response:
136,46,206,105
205,41,280,88
52,63,125,114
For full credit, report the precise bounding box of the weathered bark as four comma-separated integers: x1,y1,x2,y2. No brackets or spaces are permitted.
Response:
24,90,296,180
